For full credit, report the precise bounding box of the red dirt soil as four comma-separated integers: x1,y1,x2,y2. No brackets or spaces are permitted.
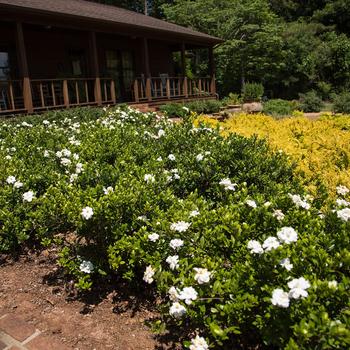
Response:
0,249,169,350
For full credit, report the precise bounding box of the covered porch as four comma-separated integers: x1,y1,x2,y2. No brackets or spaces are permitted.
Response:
0,1,221,115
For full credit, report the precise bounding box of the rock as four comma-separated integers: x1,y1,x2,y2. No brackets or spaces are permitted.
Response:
242,102,263,113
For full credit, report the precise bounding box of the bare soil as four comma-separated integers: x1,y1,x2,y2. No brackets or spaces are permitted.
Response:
0,249,176,350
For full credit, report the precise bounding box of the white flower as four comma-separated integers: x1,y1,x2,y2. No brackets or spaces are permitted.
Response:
23,191,35,202
70,174,78,183
288,194,310,210
196,153,204,162
168,286,180,301
336,199,350,207
14,181,23,188
62,149,71,157
137,215,148,222
219,178,237,191
246,199,257,208
247,240,264,254
336,185,349,196
56,151,63,158
166,255,179,270
189,335,209,350
73,153,79,160
43,150,50,158
81,206,93,220
277,227,298,244
169,302,186,318
264,201,272,207
60,157,71,166
42,120,50,125
157,129,165,138
337,208,350,222
280,258,293,271
148,233,160,242
144,174,155,183
288,277,310,299
182,106,190,113
178,287,198,305
262,236,280,251
328,280,338,289
79,260,94,273
5,155,11,160
156,156,163,162
273,209,285,221
170,221,191,232
143,265,155,284
75,163,83,174
103,186,114,195
6,176,16,184
169,239,184,250
168,154,176,161
271,288,290,308
194,268,211,284
189,210,200,217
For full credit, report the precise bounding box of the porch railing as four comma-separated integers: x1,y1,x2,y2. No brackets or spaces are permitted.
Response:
133,77,215,102
0,80,25,113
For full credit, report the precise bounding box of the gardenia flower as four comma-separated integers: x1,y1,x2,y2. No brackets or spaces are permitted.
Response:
144,174,155,183
247,240,264,254
178,287,198,305
70,174,78,183
169,239,184,250
219,178,237,191
328,280,338,289
43,150,50,158
189,210,200,217
103,186,114,195
6,176,16,184
14,181,23,189
189,335,209,350
194,268,211,284
277,227,298,244
168,286,180,301
168,154,176,161
262,236,280,251
337,208,350,222
56,151,63,158
288,194,310,210
60,157,71,166
166,255,179,270
81,206,93,220
280,258,293,271
143,265,155,284
246,199,257,208
273,209,285,221
169,302,186,318
271,288,290,308
22,191,35,202
156,156,163,162
170,221,191,232
182,106,190,113
336,185,349,196
196,153,204,162
79,260,94,273
62,149,71,157
75,163,83,174
288,277,311,299
148,233,159,242
336,199,350,207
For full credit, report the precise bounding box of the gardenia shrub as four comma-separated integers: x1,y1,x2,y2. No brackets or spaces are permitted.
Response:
1,106,349,349
263,99,296,117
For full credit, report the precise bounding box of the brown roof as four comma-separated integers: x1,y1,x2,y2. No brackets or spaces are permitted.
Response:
0,0,223,44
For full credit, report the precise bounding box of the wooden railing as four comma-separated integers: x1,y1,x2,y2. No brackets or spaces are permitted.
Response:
0,80,25,113
133,76,215,102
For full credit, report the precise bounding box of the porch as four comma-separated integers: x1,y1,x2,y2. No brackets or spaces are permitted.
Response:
0,1,221,116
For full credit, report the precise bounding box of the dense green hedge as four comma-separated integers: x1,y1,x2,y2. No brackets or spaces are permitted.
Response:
1,107,349,349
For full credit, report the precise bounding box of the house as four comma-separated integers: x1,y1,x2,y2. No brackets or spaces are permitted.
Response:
0,0,223,115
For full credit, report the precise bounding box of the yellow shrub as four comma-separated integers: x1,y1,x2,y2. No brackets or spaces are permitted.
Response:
196,113,350,196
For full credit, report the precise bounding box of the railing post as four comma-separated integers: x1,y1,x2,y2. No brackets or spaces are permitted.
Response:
23,78,33,113
210,75,216,95
198,79,202,96
166,78,171,99
94,78,102,105
110,80,116,104
63,79,69,107
146,77,152,101
133,80,139,103
183,77,188,98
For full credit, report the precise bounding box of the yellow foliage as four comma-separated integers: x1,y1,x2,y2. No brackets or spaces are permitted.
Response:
196,113,350,196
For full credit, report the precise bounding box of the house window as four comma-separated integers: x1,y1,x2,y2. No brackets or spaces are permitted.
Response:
69,49,86,77
121,51,135,89
0,52,10,79
106,50,119,71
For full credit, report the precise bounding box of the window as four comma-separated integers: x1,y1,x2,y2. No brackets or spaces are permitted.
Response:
106,50,120,71
121,51,135,89
0,52,10,79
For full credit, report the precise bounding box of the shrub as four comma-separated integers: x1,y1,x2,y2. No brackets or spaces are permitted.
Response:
242,82,264,102
263,99,295,117
1,107,349,350
299,91,323,112
186,100,222,114
316,81,332,100
332,92,350,114
222,93,242,106
159,103,189,118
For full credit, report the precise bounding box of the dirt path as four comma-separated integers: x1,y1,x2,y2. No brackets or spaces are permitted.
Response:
0,250,161,350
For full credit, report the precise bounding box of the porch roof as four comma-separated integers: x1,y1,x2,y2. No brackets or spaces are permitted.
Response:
0,0,223,45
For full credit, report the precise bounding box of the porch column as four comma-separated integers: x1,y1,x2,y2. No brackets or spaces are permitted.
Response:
89,32,102,106
16,22,33,113
208,46,216,95
142,38,152,101
181,43,188,98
